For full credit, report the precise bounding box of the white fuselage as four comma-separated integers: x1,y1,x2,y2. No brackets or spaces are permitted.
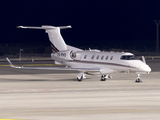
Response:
16,25,151,82
51,50,151,75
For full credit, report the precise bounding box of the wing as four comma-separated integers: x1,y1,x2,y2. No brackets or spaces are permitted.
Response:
6,58,100,72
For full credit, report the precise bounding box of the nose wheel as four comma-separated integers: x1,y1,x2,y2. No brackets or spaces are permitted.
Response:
135,74,142,83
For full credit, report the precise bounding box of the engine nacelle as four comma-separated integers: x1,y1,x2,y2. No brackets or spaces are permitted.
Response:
51,50,82,61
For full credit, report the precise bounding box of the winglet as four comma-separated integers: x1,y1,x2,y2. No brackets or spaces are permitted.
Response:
17,26,28,29
142,56,146,64
6,57,20,68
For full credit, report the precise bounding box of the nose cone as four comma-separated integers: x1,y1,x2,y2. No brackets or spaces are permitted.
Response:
140,64,151,73
146,65,151,73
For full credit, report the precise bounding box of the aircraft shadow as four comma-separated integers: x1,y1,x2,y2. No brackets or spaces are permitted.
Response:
1,78,92,82
50,77,92,82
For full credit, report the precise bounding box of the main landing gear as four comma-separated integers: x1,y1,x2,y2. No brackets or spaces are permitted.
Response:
77,72,113,82
77,72,86,82
77,76,83,82
101,75,107,81
100,75,112,81
135,74,142,83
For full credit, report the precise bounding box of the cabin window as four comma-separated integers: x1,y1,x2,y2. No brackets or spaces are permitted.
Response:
106,56,108,60
110,56,113,60
91,55,95,59
101,56,104,60
96,55,99,59
120,55,138,60
84,55,87,59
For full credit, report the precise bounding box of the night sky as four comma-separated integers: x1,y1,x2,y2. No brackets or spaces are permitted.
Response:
1,0,160,51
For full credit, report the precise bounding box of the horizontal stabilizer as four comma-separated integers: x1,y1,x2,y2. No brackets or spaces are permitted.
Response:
17,25,71,30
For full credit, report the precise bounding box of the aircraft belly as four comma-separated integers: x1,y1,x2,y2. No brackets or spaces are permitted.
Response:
66,61,94,68
66,61,124,74
64,60,140,74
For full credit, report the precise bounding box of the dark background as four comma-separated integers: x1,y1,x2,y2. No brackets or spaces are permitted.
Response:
0,0,160,55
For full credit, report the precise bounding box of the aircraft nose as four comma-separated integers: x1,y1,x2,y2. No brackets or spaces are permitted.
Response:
147,65,151,73
143,64,151,73
138,63,151,73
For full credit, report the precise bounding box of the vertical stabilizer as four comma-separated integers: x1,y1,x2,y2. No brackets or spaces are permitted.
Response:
17,25,71,52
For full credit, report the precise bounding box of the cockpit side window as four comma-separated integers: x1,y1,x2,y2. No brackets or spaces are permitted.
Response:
120,55,138,60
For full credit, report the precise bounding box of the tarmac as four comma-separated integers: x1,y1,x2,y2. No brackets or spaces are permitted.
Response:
0,59,160,120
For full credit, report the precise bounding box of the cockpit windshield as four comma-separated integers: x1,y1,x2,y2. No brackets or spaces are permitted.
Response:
120,55,138,60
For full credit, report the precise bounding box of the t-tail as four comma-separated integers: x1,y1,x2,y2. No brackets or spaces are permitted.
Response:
17,25,71,53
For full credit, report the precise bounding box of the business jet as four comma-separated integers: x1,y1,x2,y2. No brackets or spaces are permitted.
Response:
6,25,151,82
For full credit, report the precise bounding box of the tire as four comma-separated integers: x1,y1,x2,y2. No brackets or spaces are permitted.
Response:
135,78,142,83
77,76,82,82
100,78,106,81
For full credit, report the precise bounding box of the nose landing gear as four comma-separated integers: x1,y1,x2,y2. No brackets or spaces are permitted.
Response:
135,74,142,83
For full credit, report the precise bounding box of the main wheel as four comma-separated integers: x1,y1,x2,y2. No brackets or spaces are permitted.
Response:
100,78,106,81
100,75,106,81
77,76,82,82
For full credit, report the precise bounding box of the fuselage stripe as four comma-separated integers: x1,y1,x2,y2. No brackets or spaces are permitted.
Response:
68,59,136,69
50,42,59,53
51,45,58,52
